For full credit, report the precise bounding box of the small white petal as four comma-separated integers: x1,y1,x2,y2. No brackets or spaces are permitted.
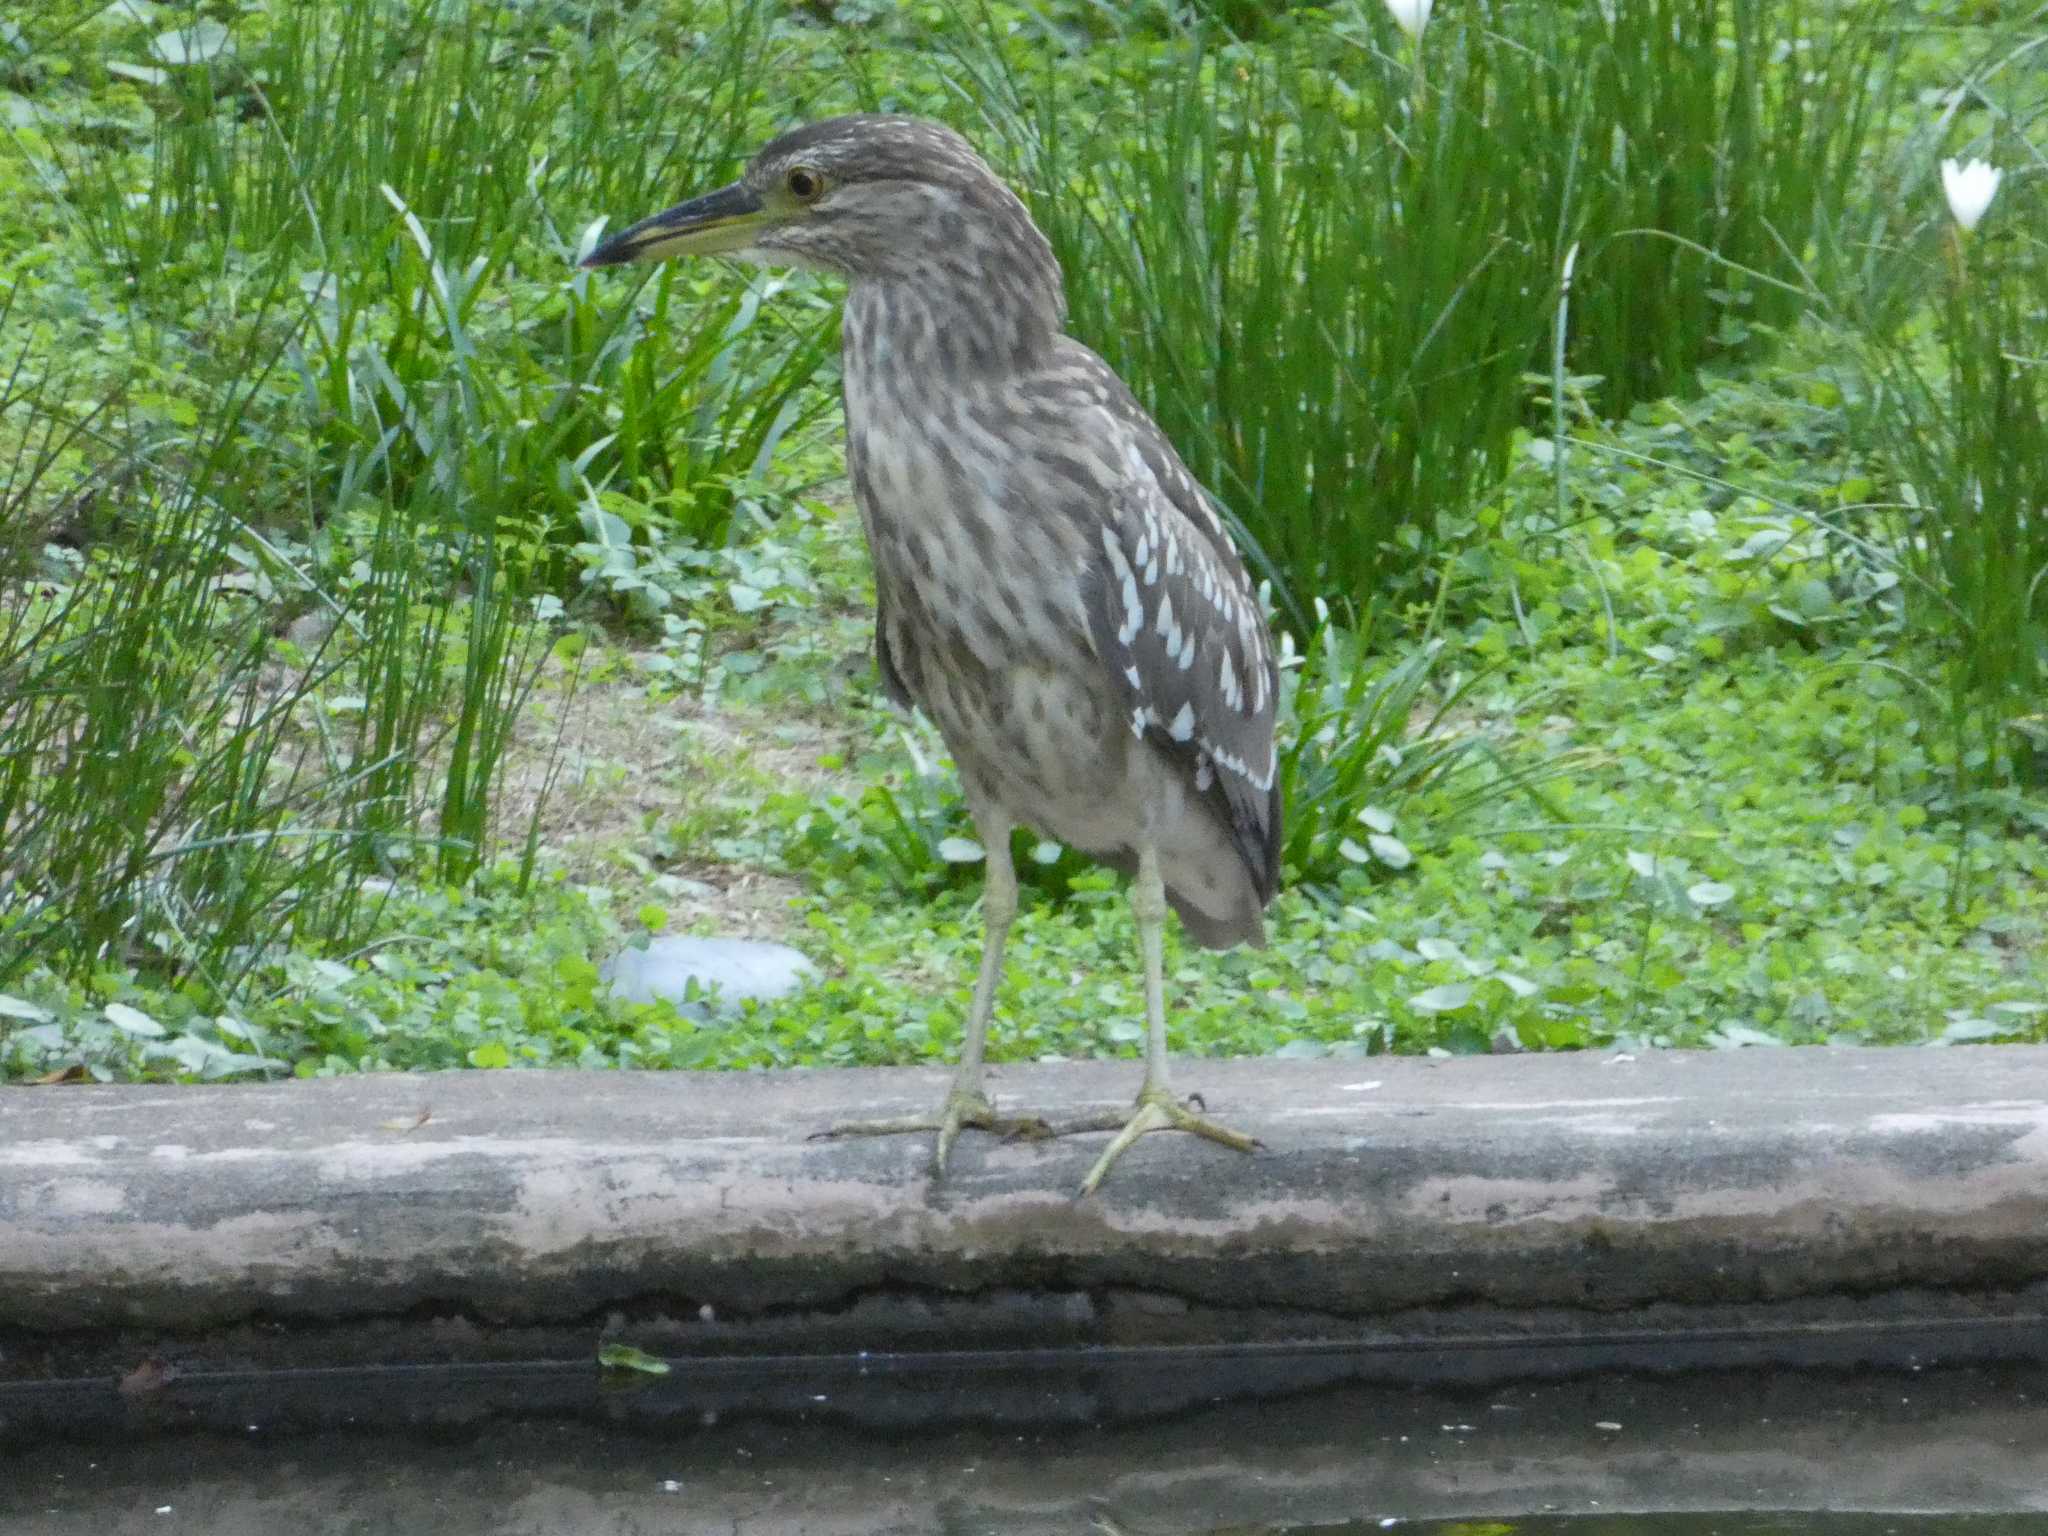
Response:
1940,156,2002,232
1383,0,1431,40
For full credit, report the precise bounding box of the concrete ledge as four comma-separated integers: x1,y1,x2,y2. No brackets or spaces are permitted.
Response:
5,1048,2048,1375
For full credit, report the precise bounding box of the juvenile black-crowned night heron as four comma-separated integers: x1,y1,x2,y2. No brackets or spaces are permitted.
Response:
585,115,1281,1195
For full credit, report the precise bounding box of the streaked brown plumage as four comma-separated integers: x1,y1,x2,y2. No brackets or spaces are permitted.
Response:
584,115,1281,1193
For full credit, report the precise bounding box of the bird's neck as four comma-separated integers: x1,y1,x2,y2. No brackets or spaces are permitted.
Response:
843,258,1065,384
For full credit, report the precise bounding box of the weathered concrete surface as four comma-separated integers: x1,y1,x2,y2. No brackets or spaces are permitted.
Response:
3,1048,2048,1357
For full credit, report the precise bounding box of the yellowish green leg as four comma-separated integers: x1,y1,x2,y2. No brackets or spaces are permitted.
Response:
813,810,1048,1172
1065,843,1261,1197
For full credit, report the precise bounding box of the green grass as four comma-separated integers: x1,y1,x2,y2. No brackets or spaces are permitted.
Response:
1,0,2045,1084
22,0,838,568
1857,159,2048,819
0,0,836,993
0,258,557,998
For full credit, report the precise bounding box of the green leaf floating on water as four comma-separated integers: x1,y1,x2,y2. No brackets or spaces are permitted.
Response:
597,1343,670,1375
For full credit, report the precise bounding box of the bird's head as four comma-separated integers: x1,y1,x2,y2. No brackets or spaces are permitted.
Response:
581,114,1048,287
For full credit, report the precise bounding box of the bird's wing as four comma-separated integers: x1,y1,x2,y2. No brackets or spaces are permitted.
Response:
873,607,914,710
849,426,916,711
1084,433,1282,902
1087,367,1245,568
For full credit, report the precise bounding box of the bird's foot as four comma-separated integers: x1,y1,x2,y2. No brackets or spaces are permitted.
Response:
1058,1087,1262,1197
811,1088,1052,1177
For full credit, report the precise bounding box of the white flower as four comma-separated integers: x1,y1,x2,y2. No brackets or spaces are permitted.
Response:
1940,157,2003,232
1384,0,1432,41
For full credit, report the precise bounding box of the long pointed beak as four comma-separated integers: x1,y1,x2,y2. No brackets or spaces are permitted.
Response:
581,181,769,268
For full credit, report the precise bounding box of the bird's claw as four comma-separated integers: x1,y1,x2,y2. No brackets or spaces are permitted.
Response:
812,1089,1052,1176
1059,1087,1261,1197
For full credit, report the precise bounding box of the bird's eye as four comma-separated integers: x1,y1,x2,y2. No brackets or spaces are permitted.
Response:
785,166,825,201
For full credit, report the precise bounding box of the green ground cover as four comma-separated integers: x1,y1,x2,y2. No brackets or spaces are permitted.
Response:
1,0,2043,1083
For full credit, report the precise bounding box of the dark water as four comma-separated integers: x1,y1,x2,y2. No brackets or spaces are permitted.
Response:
5,1361,2046,1534
1404,1525,2048,1536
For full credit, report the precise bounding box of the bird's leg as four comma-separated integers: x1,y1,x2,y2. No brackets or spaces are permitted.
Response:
1063,843,1261,1197
933,810,1052,1165
812,810,1049,1173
